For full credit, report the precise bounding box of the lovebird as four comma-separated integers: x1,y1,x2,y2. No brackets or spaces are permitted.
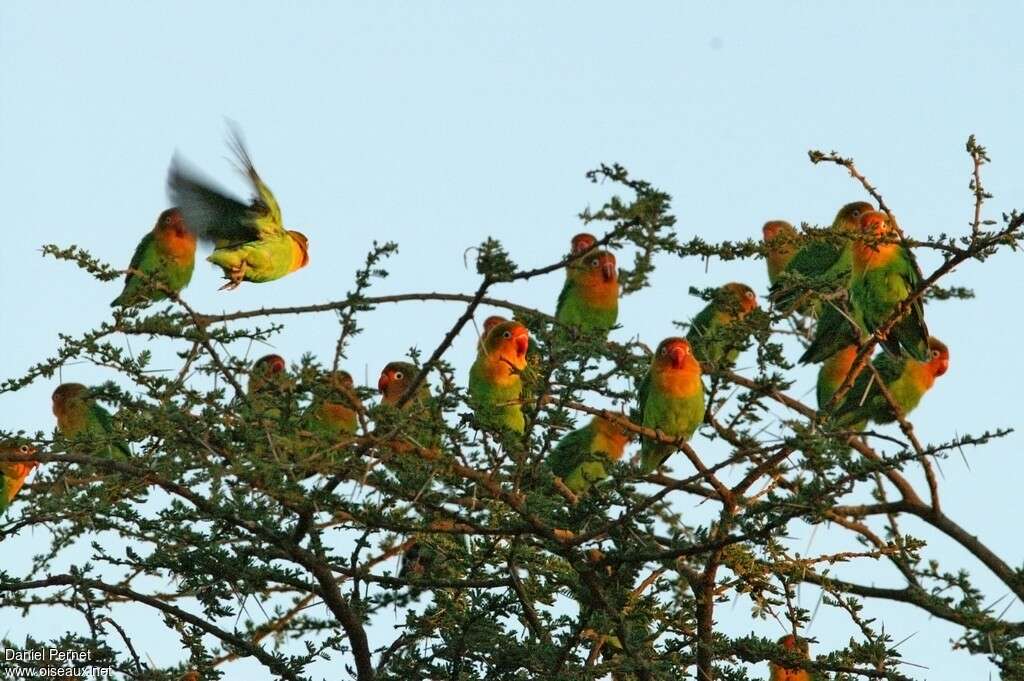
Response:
815,344,859,411
167,125,309,290
686,282,759,369
1,440,38,516
52,384,130,460
769,635,815,681
833,337,949,427
849,210,930,361
556,241,619,333
547,415,632,495
468,316,530,433
302,370,359,438
248,354,289,396
761,220,799,287
638,337,705,472
111,208,197,307
379,362,431,406
799,301,860,365
771,201,874,314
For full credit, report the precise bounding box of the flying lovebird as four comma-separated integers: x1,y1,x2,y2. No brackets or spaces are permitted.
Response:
686,282,759,369
111,208,197,307
468,316,531,433
302,370,360,438
52,384,130,460
1,440,38,516
547,415,632,495
167,125,309,290
769,635,815,681
556,242,619,334
833,337,949,427
849,210,930,361
761,220,799,287
770,201,874,314
638,337,705,473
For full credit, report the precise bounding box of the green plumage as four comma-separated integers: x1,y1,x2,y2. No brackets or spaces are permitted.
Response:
799,301,860,365
850,244,929,361
555,279,618,331
468,364,526,434
547,419,624,495
555,250,619,334
111,211,195,307
638,364,705,472
770,202,873,314
685,284,757,368
833,354,924,427
53,386,131,461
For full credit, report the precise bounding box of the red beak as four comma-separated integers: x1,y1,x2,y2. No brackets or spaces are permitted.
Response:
271,358,285,373
668,346,686,369
378,373,390,392
514,331,529,357
601,261,616,283
934,357,949,376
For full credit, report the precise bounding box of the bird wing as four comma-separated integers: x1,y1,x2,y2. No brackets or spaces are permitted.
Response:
120,231,156,290
226,123,286,240
167,154,259,245
547,428,590,478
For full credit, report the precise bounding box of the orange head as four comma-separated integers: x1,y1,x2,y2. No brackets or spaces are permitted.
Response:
926,337,950,377
288,230,310,269
153,208,197,259
52,383,88,419
858,210,891,239
248,354,287,394
762,220,796,243
483,315,508,337
575,249,618,285
570,232,598,255
482,319,530,372
378,361,420,404
327,370,355,391
653,337,698,373
719,282,759,316
833,201,875,230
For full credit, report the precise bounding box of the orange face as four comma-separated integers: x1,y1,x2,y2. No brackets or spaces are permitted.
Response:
927,338,950,377
52,383,87,417
570,232,598,255
486,321,530,371
858,210,891,238
579,250,617,284
761,220,791,242
254,354,286,374
721,282,759,315
155,208,197,258
655,337,696,372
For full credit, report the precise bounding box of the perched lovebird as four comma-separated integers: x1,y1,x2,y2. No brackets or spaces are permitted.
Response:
686,283,759,368
1,440,38,516
52,384,130,460
761,220,799,287
814,344,859,411
769,635,813,681
468,316,530,433
111,208,197,307
556,244,619,333
547,415,632,495
771,201,874,314
799,301,860,365
379,362,431,406
302,370,360,438
167,125,309,290
833,337,949,427
849,210,930,361
638,338,705,473
248,354,288,396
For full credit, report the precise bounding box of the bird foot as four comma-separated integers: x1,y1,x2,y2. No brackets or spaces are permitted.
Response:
218,279,242,291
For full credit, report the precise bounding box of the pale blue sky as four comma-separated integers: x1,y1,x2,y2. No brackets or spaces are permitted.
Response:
2,2,1023,679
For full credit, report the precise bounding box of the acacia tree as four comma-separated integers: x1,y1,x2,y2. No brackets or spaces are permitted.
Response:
1,139,1021,681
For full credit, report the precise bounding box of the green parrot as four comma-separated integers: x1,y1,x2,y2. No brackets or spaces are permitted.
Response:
111,208,197,307
51,384,131,460
379,362,432,407
849,210,930,361
1,440,38,516
167,125,309,290
769,634,816,681
243,354,293,423
638,337,705,473
762,220,799,287
771,201,874,314
815,344,859,411
468,316,531,433
799,300,861,365
302,370,360,438
833,337,949,427
547,415,632,495
556,234,619,333
686,282,759,369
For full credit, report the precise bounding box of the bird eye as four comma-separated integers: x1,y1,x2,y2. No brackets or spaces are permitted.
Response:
589,258,599,267
502,330,512,339
930,350,940,359
19,445,30,453
853,209,862,217
745,290,755,299
659,347,667,356
394,371,404,380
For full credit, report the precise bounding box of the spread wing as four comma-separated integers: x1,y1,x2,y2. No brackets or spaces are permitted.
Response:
167,154,259,245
